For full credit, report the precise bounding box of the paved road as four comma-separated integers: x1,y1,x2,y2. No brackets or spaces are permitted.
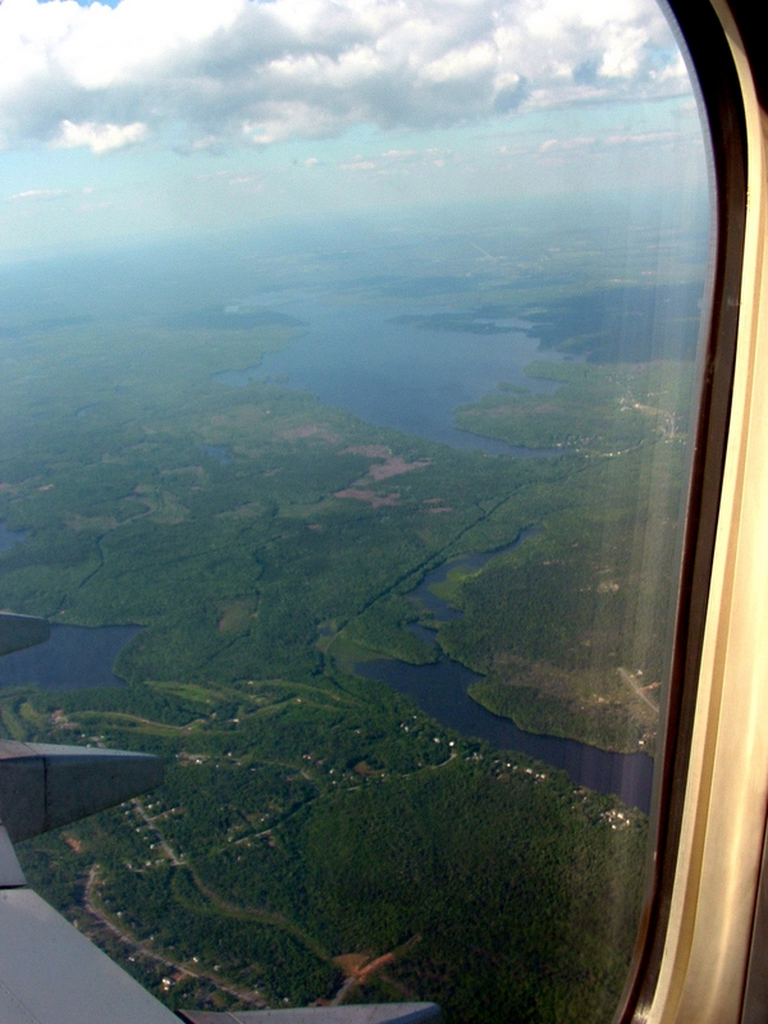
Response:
132,799,183,866
83,864,266,1009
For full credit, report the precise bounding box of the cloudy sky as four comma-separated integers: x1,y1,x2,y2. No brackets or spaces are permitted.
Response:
0,0,707,257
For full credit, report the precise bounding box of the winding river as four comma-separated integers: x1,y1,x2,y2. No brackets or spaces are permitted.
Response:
356,543,654,813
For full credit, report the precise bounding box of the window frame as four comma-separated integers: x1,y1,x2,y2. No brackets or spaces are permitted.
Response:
616,1,768,1020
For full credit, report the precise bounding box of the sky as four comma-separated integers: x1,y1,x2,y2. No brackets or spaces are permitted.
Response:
0,0,708,259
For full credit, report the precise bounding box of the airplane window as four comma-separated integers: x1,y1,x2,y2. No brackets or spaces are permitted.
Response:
0,0,713,1020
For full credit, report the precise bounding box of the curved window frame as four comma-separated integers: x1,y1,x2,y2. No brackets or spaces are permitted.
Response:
617,0,768,1020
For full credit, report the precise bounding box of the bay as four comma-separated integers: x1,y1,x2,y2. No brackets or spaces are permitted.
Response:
357,656,653,813
358,540,654,812
0,624,141,691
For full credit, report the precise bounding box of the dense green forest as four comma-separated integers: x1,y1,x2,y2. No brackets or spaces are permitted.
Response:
438,359,691,753
0,225,701,1019
6,675,647,1020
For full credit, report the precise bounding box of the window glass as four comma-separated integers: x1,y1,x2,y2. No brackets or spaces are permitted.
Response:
0,0,711,1020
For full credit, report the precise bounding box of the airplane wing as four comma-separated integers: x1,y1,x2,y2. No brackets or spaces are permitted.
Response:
0,612,177,1024
179,1008,442,1023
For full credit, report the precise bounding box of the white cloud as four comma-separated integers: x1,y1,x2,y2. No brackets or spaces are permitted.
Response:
7,188,66,201
54,119,148,154
0,0,691,152
339,157,376,171
534,128,691,163
381,150,420,159
337,146,452,173
539,136,596,152
605,130,675,145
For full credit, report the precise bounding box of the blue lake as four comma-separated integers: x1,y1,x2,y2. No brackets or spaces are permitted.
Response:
215,298,559,456
0,523,27,552
0,624,140,691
